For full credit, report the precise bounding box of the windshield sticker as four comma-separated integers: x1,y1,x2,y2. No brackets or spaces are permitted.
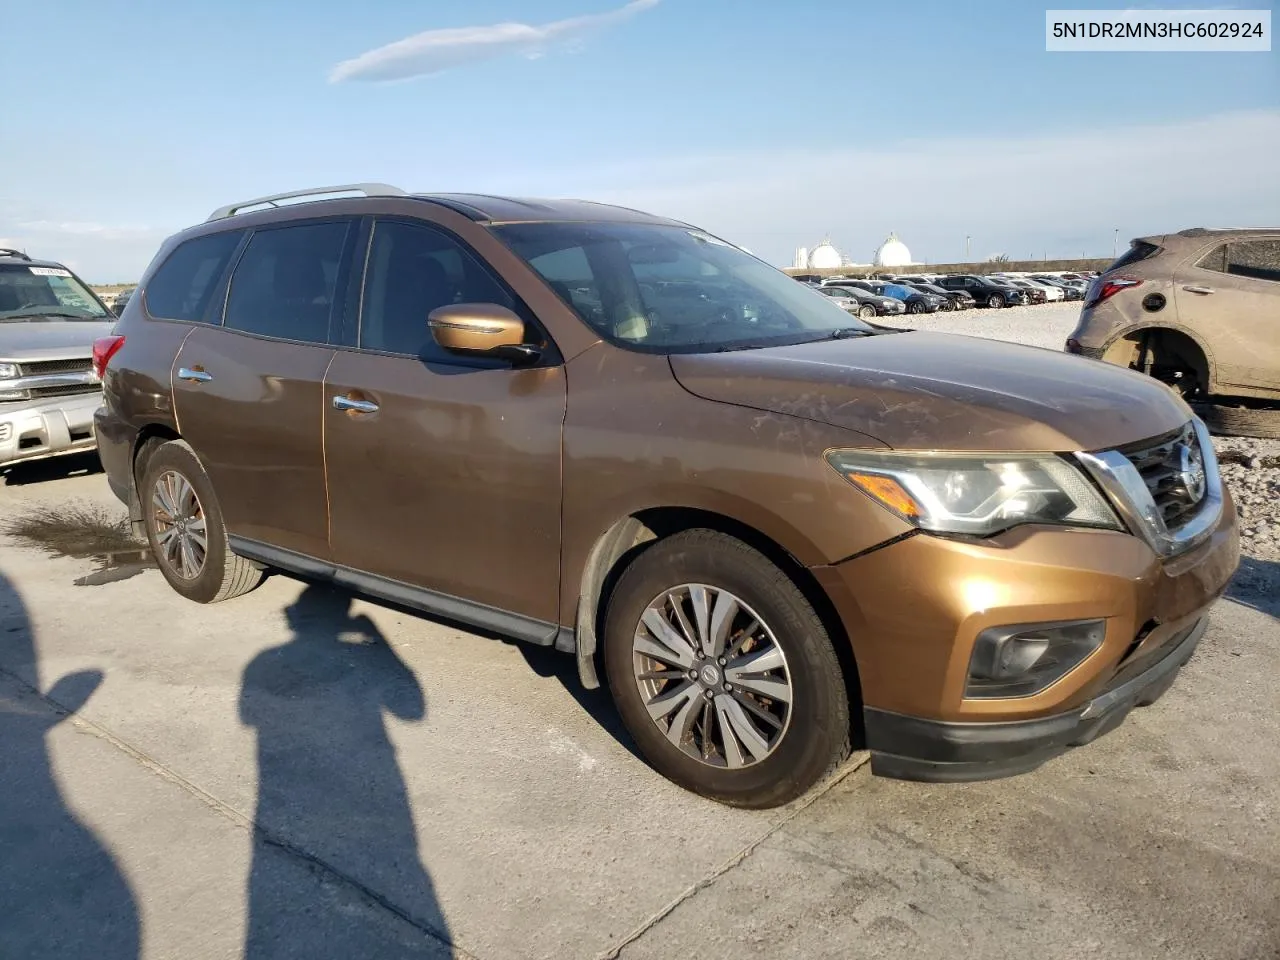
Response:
686,230,735,248
29,266,71,277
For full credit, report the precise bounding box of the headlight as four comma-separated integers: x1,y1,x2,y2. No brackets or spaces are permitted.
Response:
825,450,1122,536
0,362,17,379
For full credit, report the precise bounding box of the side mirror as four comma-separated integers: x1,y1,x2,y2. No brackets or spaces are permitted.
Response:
427,303,540,365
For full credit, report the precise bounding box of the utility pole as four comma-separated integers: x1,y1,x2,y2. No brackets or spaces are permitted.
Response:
965,235,971,260
1113,229,1119,258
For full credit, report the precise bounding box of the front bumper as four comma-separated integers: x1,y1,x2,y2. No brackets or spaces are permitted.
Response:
0,392,101,467
864,615,1205,781
811,486,1239,781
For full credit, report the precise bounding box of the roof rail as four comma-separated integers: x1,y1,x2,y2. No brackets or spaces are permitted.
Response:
0,248,32,261
206,183,408,222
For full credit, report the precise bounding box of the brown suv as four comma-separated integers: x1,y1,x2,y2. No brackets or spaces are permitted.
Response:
94,185,1240,808
1067,227,1280,406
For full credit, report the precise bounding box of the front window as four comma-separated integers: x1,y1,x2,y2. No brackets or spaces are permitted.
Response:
491,222,873,353
0,264,109,320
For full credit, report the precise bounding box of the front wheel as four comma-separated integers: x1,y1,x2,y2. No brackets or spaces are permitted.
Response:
603,530,851,808
908,300,927,315
987,293,1005,309
141,440,264,604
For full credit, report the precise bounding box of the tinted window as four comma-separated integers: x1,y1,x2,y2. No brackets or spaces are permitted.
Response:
145,231,242,322
1226,239,1280,283
1107,240,1160,271
224,221,349,343
360,220,515,358
1197,244,1228,273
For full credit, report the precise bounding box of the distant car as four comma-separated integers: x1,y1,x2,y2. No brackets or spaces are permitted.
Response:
1015,278,1065,302
935,275,1027,308
0,248,116,467
110,288,135,315
1031,276,1084,301
817,286,878,320
821,284,907,319
1068,227,1280,416
994,278,1049,304
896,279,975,311
847,280,945,315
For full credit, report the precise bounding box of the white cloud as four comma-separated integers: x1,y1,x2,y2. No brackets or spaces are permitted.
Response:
329,0,659,83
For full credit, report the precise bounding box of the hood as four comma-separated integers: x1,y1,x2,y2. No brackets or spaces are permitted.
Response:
0,320,115,362
669,331,1190,452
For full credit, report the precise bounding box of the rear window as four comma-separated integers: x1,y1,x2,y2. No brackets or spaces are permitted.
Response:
146,231,243,322
1106,240,1160,272
1225,239,1280,283
224,221,351,344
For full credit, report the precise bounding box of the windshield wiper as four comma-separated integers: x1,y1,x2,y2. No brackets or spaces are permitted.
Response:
0,312,101,322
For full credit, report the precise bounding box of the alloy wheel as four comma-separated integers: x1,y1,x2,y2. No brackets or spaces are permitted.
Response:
152,470,208,580
632,584,793,769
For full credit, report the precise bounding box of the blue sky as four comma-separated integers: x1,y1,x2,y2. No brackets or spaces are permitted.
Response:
1,0,1277,280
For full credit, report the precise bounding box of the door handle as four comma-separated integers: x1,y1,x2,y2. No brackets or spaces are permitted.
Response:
1182,285,1215,295
177,367,212,383
332,395,379,414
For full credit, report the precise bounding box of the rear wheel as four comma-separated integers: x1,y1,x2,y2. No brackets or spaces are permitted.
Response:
987,293,1005,309
603,530,851,808
141,440,264,603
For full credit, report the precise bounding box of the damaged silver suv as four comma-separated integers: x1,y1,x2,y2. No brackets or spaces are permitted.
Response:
0,249,115,468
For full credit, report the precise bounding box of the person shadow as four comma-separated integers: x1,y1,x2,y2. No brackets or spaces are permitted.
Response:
0,570,139,959
240,582,453,958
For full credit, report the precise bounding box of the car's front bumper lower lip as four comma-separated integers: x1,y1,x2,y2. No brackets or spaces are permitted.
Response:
863,614,1206,782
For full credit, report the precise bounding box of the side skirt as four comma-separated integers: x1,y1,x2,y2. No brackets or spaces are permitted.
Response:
228,536,568,649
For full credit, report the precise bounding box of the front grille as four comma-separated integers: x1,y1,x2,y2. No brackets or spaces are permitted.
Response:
20,357,92,376
1118,422,1204,530
28,383,101,400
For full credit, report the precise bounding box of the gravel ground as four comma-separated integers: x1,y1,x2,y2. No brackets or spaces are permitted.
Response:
883,301,1280,573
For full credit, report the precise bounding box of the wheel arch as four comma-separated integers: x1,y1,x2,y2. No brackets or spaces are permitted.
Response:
571,506,863,740
124,423,183,534
1101,323,1217,394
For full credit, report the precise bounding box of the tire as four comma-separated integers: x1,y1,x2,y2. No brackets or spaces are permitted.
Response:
908,300,926,315
939,299,954,312
987,293,1005,309
602,529,851,808
140,440,264,603
1191,401,1280,440
858,305,876,321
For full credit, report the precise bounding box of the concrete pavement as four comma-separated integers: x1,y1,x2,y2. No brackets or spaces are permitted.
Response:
1,454,1277,960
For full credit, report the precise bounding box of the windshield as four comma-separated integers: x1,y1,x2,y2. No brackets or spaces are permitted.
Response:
0,264,108,320
491,222,873,353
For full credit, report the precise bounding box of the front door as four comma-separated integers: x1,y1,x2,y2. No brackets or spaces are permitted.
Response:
1175,236,1280,394
323,218,567,627
171,217,357,559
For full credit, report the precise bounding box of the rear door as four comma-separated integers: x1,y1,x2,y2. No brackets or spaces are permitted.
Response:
172,217,359,559
1175,237,1280,393
323,217,566,629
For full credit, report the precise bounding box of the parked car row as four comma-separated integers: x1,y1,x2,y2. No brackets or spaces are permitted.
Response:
799,270,1097,314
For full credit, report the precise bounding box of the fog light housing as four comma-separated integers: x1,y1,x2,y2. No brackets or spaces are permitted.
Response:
965,619,1106,699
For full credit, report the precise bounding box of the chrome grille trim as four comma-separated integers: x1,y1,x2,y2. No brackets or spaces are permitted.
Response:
1075,417,1222,559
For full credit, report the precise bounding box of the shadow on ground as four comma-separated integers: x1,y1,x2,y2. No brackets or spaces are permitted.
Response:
238,581,455,957
0,451,103,486
1227,554,1280,619
0,569,140,959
